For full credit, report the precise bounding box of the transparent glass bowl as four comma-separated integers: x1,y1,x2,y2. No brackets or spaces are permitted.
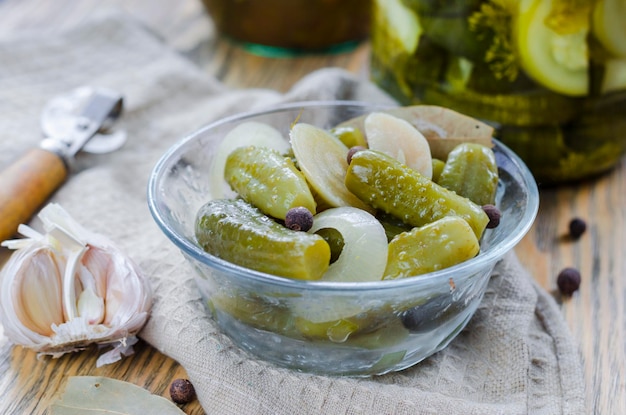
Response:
148,101,539,376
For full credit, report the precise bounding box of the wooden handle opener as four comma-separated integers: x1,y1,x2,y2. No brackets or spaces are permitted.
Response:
0,87,124,242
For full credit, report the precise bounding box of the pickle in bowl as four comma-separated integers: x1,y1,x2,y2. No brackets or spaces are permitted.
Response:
148,102,539,376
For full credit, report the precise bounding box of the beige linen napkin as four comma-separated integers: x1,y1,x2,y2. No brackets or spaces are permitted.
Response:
0,14,585,415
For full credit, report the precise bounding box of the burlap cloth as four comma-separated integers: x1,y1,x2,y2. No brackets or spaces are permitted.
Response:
0,14,585,415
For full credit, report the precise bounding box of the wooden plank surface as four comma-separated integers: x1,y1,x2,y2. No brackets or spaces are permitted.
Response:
0,1,624,414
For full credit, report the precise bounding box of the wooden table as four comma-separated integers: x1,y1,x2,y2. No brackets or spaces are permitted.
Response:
0,1,624,414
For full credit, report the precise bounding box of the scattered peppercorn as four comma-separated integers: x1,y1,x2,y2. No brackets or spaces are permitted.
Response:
482,204,501,228
346,146,367,164
568,217,587,239
170,378,196,404
285,207,314,232
557,267,581,296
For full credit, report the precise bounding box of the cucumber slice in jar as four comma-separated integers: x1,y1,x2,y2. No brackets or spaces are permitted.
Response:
374,0,421,54
592,0,626,58
514,0,590,96
601,58,626,93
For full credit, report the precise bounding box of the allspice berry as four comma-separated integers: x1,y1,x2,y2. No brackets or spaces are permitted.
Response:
482,204,501,229
557,267,581,296
170,378,196,404
568,218,587,239
285,207,314,232
346,146,367,164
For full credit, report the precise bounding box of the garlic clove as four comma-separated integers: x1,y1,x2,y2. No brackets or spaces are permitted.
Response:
1,244,65,347
0,203,152,367
103,253,151,328
15,247,66,336
77,287,105,326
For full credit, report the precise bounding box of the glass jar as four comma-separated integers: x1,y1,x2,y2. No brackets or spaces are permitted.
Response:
202,0,371,56
370,0,626,184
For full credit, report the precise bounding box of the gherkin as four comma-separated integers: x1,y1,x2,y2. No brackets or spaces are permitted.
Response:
384,216,480,279
224,145,316,220
437,143,498,206
345,149,489,239
195,199,330,280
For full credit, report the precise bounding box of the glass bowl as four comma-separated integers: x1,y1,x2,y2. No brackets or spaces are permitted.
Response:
147,101,539,376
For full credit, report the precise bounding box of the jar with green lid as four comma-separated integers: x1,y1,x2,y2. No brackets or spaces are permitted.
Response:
370,0,626,184
202,0,371,56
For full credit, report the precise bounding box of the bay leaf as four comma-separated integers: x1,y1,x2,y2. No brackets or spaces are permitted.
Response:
50,376,186,415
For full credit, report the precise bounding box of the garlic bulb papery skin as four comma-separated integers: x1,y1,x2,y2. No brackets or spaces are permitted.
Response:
0,203,152,367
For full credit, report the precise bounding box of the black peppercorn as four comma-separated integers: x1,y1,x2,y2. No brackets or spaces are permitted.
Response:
285,207,314,232
170,378,196,404
346,146,367,164
482,204,501,229
568,218,587,239
557,267,581,296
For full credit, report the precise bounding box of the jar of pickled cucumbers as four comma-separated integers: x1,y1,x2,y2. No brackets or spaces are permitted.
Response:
370,0,626,184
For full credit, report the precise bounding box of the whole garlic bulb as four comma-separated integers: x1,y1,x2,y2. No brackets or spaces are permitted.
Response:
0,203,152,367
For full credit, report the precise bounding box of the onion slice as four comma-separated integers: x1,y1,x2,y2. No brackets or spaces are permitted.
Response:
309,207,388,282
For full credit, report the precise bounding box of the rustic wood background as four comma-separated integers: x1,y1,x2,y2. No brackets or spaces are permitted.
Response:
0,1,624,414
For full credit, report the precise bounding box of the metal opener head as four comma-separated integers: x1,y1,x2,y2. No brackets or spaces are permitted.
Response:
40,86,126,162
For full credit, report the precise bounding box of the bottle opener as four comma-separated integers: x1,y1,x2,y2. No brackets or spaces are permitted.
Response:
0,86,125,242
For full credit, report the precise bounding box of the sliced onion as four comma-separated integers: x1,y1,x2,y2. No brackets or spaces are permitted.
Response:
209,121,289,199
309,207,388,283
365,112,433,179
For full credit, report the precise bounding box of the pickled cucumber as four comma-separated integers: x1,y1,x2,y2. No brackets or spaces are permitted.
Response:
345,149,489,239
437,143,498,206
601,59,626,94
224,145,316,220
294,317,360,343
372,0,425,97
431,158,445,182
212,292,291,334
384,216,480,279
314,227,344,263
293,306,396,342
374,0,421,55
195,199,330,280
421,14,490,62
330,125,367,148
376,212,413,242
421,83,580,126
514,0,590,96
592,0,626,58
